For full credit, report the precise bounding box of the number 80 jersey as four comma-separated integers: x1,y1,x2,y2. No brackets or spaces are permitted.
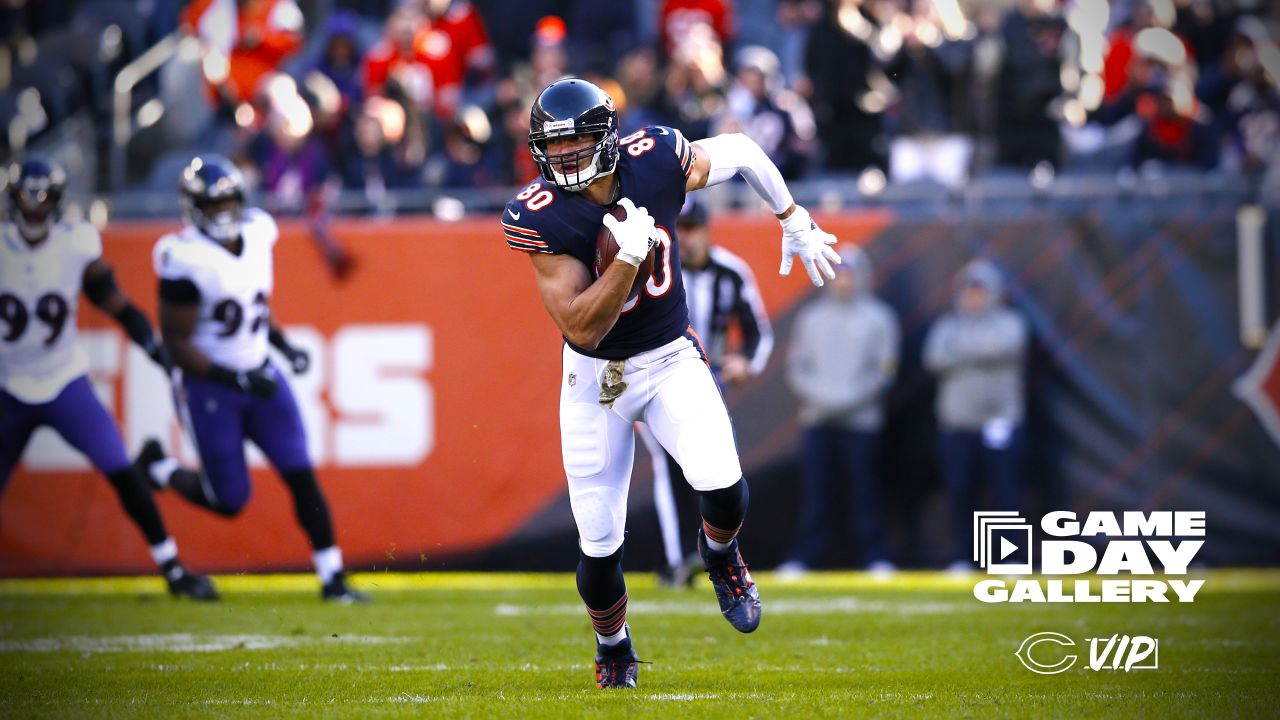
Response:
153,208,277,372
503,125,695,360
0,221,100,403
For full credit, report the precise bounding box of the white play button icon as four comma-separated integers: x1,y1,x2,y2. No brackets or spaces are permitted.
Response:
1000,536,1019,560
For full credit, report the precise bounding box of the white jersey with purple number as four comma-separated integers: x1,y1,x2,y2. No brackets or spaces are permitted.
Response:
0,220,100,403
152,208,277,372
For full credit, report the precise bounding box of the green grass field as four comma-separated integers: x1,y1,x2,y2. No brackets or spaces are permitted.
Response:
1,570,1277,718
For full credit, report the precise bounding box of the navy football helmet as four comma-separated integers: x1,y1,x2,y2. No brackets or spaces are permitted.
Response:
528,78,620,191
5,156,66,242
179,154,247,243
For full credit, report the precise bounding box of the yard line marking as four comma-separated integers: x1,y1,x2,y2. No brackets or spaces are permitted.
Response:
0,634,409,654
494,597,972,617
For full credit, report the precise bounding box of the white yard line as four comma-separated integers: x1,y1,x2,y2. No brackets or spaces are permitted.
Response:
0,633,409,654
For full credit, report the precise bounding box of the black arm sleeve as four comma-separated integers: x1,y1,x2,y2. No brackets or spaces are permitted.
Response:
114,304,157,350
268,326,292,353
83,267,118,307
158,278,201,305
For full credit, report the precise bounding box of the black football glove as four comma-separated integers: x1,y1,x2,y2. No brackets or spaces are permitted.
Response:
283,345,310,375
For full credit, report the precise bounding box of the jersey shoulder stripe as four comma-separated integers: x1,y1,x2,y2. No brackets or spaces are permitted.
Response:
639,125,694,181
501,221,541,238
501,182,565,255
671,128,694,178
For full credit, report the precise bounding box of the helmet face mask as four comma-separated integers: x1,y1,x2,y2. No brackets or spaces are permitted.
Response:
6,158,66,243
179,155,247,244
530,130,617,191
528,79,620,192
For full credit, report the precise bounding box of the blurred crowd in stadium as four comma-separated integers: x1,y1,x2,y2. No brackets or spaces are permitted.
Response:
1,0,1277,211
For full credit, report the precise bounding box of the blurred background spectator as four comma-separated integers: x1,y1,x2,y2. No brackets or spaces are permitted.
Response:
781,245,898,576
1,0,1274,197
715,45,816,179
923,260,1027,572
994,0,1065,170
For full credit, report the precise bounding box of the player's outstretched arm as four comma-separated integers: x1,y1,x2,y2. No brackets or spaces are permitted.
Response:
268,322,310,374
81,259,170,368
687,133,841,286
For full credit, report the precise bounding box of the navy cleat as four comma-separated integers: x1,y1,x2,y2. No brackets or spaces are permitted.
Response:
698,529,762,633
164,562,219,601
322,571,371,604
594,636,640,689
133,438,167,491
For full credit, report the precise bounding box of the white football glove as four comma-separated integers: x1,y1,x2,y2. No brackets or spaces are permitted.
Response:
779,204,841,287
603,197,661,267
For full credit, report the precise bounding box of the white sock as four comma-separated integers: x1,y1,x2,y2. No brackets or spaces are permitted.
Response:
705,536,732,552
148,459,179,488
596,625,628,647
149,538,178,566
312,546,343,585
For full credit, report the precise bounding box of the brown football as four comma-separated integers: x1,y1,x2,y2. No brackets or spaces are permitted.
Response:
595,205,655,300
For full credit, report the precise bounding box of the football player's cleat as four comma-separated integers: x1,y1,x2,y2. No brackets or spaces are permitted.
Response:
697,529,762,633
594,635,641,689
321,571,371,604
133,438,168,491
164,562,219,601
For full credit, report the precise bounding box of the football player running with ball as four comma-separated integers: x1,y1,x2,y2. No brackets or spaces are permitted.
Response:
141,155,367,603
503,79,840,688
0,158,216,600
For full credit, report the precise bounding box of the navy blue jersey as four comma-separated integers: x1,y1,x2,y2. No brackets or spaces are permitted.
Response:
503,125,697,360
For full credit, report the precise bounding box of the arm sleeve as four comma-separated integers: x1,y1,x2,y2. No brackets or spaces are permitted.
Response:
732,265,774,374
691,133,794,214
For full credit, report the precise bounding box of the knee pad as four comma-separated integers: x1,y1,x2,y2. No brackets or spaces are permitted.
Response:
570,485,626,557
561,403,608,478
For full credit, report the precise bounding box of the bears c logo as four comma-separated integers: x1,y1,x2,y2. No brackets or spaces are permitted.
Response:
602,95,615,111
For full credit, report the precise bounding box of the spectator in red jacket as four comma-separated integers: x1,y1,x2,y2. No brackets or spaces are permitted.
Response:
661,0,736,61
183,0,304,107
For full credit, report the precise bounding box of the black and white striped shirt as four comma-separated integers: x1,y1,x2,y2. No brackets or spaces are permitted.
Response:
682,246,773,375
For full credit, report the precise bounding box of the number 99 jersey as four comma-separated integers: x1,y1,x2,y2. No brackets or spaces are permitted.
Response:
503,125,696,360
153,208,278,372
0,220,99,403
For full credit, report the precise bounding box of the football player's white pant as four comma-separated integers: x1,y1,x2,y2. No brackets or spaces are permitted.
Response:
560,334,742,558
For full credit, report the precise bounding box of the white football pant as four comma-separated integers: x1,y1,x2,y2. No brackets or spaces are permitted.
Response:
561,334,741,558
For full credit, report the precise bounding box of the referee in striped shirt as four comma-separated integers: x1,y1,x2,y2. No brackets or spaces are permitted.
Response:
639,197,775,586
